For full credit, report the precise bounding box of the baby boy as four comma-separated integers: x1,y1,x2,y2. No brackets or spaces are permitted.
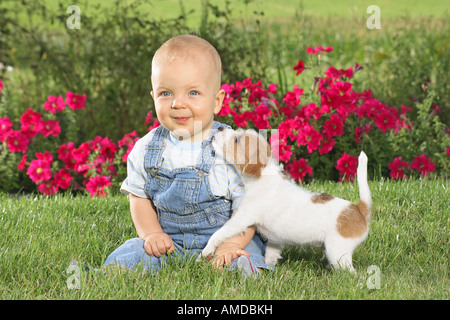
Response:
103,35,273,277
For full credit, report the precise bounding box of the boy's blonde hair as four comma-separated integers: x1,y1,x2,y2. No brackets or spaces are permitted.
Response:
152,35,222,90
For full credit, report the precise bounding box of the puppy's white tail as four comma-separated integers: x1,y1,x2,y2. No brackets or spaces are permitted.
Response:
357,151,371,220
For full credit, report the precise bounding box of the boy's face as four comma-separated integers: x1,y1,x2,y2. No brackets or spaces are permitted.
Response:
151,52,224,142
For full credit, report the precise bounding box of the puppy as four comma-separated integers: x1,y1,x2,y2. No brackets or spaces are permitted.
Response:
202,128,372,272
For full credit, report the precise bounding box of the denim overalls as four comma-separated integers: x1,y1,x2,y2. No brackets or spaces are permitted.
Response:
104,121,272,273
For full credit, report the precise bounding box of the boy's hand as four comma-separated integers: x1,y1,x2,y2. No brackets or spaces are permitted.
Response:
210,241,250,269
143,232,175,258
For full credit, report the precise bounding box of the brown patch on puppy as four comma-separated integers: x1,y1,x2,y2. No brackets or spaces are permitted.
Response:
336,200,369,238
311,193,335,204
234,132,271,178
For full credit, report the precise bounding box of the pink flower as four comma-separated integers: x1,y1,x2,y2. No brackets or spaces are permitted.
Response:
0,78,3,96
36,151,53,162
6,130,30,153
286,157,313,183
252,104,271,129
119,131,139,162
66,91,86,110
411,154,435,177
20,108,43,138
86,176,112,198
0,116,13,142
41,119,61,137
27,159,52,183
306,46,333,54
57,142,76,169
447,147,450,157
283,85,303,108
38,180,58,196
297,124,322,153
336,153,358,182
18,154,28,170
43,95,65,113
270,131,292,162
53,168,73,190
293,60,305,76
388,156,410,180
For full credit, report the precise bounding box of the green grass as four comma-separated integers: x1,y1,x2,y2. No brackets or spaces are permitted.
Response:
0,178,448,299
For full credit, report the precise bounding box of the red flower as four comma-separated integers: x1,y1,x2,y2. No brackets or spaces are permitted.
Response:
0,116,13,142
336,153,358,182
119,131,139,162
411,154,435,177
57,142,76,169
388,156,410,180
447,147,450,157
324,66,353,79
18,154,28,170
354,124,371,143
36,151,53,162
297,124,322,154
6,130,30,153
38,180,58,196
53,168,73,190
252,104,272,129
270,131,293,162
86,176,112,198
20,108,43,138
43,95,65,113
41,119,61,137
374,109,397,133
283,85,303,108
232,111,253,128
322,114,345,137
293,60,305,76
286,157,313,183
306,46,333,54
27,159,52,183
318,131,335,155
66,91,86,110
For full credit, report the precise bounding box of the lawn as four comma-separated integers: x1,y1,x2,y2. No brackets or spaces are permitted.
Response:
0,178,448,300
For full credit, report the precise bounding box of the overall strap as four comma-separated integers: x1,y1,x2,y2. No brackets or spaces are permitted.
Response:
144,125,169,176
195,121,231,174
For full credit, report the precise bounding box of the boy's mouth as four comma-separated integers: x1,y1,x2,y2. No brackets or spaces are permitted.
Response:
174,117,191,124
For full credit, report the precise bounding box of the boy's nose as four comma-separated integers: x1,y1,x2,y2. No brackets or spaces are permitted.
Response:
171,98,186,109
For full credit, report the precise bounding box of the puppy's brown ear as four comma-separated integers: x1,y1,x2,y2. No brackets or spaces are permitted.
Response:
242,163,266,178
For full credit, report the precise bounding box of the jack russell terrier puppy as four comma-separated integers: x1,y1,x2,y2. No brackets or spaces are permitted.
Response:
201,128,372,272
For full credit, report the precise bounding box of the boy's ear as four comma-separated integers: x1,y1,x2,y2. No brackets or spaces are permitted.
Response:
150,90,155,100
214,89,225,115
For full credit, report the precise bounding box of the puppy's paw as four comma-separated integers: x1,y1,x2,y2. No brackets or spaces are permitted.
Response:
265,251,281,266
201,243,216,259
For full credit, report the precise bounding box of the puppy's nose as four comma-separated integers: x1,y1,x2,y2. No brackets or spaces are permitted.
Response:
217,126,225,132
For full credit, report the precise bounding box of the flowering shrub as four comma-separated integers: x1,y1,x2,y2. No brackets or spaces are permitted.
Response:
0,45,448,196
215,47,448,182
0,88,138,197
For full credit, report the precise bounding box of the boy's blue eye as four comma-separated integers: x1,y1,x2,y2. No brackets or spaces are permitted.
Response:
189,90,199,96
161,91,171,97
